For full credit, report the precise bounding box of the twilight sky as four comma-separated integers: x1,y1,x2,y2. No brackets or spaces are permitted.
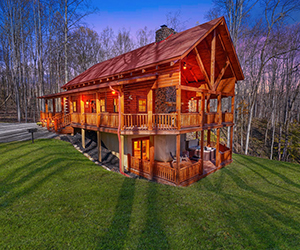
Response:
84,0,213,37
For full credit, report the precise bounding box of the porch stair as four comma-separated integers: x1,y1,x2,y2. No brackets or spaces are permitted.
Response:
58,125,73,134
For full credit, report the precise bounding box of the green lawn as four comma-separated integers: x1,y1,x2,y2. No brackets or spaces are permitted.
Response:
0,139,299,249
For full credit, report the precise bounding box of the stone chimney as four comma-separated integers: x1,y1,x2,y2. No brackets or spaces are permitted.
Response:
155,25,176,43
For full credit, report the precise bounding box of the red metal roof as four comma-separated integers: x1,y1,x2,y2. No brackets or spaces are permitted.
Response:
62,17,234,89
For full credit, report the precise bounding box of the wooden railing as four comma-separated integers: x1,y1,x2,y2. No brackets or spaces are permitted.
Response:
99,113,118,127
181,113,201,127
179,160,201,182
71,113,81,124
123,114,148,129
57,113,71,130
129,156,150,174
86,113,97,126
155,162,176,182
127,154,204,184
222,112,233,123
220,149,231,163
153,113,177,129
204,112,219,125
42,111,232,132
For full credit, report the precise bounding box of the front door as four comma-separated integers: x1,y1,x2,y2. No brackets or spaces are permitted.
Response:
132,137,149,160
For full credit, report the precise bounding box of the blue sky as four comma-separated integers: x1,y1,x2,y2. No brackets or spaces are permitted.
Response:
84,0,213,37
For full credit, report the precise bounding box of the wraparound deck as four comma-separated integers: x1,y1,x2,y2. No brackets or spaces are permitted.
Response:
40,111,234,134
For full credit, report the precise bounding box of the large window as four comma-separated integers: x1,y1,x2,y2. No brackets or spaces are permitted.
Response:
132,137,149,160
138,98,147,113
100,99,106,112
113,98,119,112
72,98,80,113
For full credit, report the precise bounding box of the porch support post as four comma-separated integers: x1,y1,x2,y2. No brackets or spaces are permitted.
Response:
218,93,222,125
230,126,233,160
54,119,58,133
120,89,124,130
147,89,153,130
45,99,49,113
81,128,85,149
46,117,50,130
61,97,64,114
207,94,211,147
96,92,100,127
176,87,181,130
80,95,85,125
68,96,72,114
230,95,235,154
176,134,181,185
149,135,154,179
201,92,205,127
52,99,56,115
97,131,102,162
121,135,125,172
45,100,49,130
207,130,211,147
200,130,204,175
216,128,220,167
231,96,235,114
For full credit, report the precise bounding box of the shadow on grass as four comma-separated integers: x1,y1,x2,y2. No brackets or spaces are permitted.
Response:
201,164,300,248
0,156,72,209
97,177,136,249
0,141,29,151
241,155,300,190
223,165,300,208
137,182,170,249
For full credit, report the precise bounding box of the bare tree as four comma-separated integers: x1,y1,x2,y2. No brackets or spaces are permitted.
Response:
113,28,134,56
136,26,154,48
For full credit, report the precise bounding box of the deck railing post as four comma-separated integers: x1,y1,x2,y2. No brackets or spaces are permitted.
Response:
216,128,220,167
149,135,154,179
54,118,58,132
147,89,153,130
176,86,181,130
81,128,85,149
46,118,50,130
176,134,181,185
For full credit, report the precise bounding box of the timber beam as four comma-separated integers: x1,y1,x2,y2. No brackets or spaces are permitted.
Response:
194,47,213,90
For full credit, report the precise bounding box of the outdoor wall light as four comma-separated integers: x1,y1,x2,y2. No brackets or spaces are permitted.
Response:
183,62,187,70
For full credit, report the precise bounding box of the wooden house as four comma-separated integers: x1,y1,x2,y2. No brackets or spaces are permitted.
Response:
39,17,244,186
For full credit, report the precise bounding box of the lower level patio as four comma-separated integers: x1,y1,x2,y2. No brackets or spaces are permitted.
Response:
127,152,231,186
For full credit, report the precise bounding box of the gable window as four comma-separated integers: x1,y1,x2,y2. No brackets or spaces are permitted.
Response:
132,137,149,160
138,98,147,113
113,98,119,112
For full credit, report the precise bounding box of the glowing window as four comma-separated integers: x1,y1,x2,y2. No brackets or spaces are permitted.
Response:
113,98,119,112
138,98,146,113
72,101,77,112
100,99,105,112
132,138,149,160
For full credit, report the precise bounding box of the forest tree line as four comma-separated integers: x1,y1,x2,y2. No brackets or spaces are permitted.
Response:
0,0,299,162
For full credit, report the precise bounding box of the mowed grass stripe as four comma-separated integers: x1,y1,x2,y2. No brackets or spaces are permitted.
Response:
0,139,299,249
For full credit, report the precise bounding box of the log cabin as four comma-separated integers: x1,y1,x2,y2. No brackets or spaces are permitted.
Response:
39,16,244,186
